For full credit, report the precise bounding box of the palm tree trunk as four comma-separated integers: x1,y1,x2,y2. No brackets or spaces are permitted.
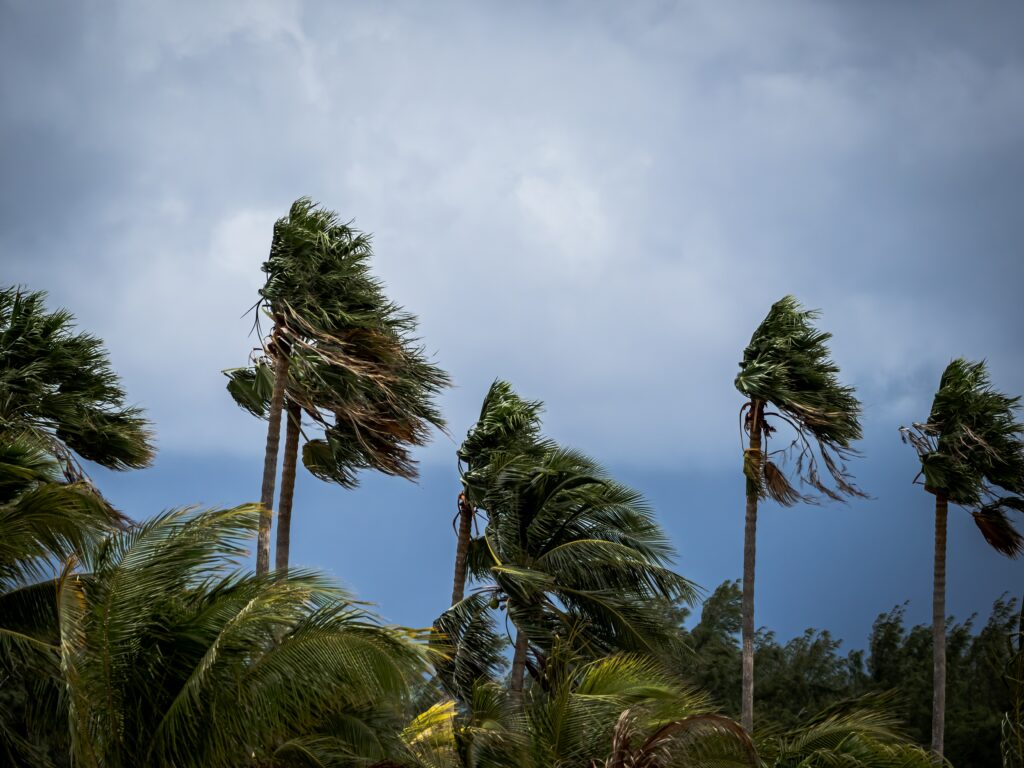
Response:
931,492,948,760
741,400,762,734
257,345,289,576
451,492,473,605
510,627,529,695
275,400,301,574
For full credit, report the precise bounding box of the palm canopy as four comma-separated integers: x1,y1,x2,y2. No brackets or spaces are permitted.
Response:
440,445,697,695
236,198,449,484
457,379,545,508
734,295,863,504
0,286,153,476
56,504,430,768
901,358,1024,557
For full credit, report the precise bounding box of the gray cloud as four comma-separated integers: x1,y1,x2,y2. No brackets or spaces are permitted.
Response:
3,0,1023,469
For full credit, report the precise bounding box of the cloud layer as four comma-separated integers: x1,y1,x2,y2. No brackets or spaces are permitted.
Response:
3,0,1023,471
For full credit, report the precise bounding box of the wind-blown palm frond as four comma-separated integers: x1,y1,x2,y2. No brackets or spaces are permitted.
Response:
0,437,122,766
0,286,154,477
51,504,429,768
901,358,1024,551
457,441,696,693
735,295,864,502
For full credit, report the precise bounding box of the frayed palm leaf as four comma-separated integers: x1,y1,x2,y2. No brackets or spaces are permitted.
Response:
971,500,1023,557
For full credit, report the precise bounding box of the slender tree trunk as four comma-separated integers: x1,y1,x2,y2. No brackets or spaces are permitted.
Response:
257,344,289,576
275,400,302,574
931,493,948,761
451,492,473,605
510,627,529,695
741,400,763,734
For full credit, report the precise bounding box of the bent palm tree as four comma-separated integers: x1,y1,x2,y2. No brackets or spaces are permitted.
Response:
442,444,696,698
244,199,448,574
901,358,1024,759
452,380,544,605
0,286,153,478
734,296,864,733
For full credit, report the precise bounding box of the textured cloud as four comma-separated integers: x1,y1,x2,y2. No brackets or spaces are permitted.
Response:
2,0,1023,469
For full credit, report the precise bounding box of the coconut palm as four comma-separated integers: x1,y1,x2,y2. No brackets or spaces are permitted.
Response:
734,296,864,733
900,358,1024,759
54,503,429,767
243,198,449,575
451,381,544,606
440,444,696,697
0,286,153,479
0,438,121,765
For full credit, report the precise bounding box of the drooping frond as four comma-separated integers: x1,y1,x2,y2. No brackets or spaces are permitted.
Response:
736,296,864,503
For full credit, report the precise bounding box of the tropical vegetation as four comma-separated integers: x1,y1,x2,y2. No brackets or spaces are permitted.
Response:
901,358,1024,758
1,215,1019,767
734,295,864,732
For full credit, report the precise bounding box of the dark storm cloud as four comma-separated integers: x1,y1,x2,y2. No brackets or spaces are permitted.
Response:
2,0,1023,466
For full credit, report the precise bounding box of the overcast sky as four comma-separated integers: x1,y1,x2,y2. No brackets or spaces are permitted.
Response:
2,0,1022,645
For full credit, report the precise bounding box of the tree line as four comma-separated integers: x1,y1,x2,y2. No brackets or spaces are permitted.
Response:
1,197,1021,766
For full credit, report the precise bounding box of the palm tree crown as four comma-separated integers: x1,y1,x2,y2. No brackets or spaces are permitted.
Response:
902,358,1024,556
0,286,153,477
735,295,863,503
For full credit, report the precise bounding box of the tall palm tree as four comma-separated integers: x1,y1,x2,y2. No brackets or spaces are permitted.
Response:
55,504,429,767
900,358,1024,759
452,381,544,606
0,286,153,479
244,198,449,575
441,444,696,697
734,296,864,733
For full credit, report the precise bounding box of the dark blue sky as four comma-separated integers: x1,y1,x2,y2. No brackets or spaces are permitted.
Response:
3,0,1023,649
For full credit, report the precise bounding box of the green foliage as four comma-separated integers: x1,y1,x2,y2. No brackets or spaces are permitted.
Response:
55,505,429,767
902,358,1024,556
0,286,153,476
735,295,863,503
0,438,122,767
227,198,450,487
446,443,697,693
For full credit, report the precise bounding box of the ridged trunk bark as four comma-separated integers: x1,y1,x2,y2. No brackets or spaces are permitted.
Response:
510,627,529,695
450,493,473,606
931,493,948,761
257,344,289,576
741,400,763,734
275,400,302,574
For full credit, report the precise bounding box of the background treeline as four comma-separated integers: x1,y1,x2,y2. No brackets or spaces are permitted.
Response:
671,581,1020,767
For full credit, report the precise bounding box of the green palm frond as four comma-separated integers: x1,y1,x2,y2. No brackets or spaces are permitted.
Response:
901,358,1024,556
0,286,154,475
45,504,430,767
736,296,863,503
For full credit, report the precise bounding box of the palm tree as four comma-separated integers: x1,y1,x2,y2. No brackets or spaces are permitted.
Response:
243,198,449,575
0,438,121,765
734,296,864,733
900,358,1024,759
441,443,697,697
0,286,153,479
452,381,544,606
55,504,429,767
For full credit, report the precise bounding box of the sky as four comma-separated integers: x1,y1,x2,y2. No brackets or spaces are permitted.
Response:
2,0,1022,648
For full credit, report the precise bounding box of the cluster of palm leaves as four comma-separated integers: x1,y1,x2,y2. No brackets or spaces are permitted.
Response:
226,198,449,574
4,196,1019,766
